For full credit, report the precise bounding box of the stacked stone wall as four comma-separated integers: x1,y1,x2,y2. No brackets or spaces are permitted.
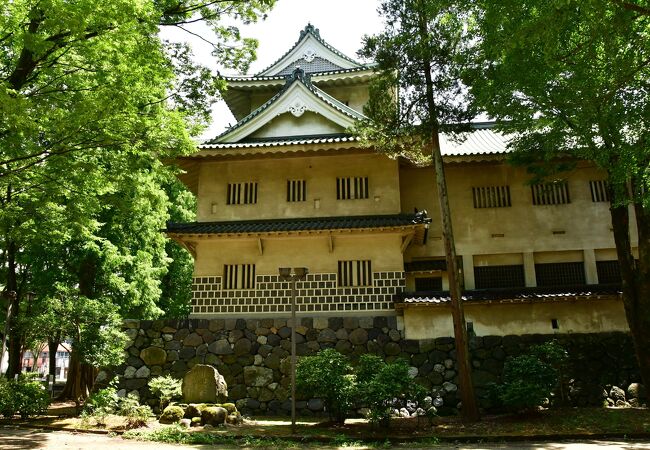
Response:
113,317,640,415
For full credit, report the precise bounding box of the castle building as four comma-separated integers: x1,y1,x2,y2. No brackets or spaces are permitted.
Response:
168,25,630,338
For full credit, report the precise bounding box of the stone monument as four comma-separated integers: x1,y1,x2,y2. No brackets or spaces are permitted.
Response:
182,364,228,403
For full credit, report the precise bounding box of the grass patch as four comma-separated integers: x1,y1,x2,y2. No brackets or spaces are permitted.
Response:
123,424,301,448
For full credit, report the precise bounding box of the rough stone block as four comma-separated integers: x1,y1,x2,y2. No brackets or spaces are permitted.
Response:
182,364,228,403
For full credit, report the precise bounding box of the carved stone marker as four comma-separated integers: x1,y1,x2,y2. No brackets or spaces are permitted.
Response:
182,364,228,403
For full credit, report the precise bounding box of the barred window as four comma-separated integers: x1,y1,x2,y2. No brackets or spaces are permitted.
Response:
590,180,609,202
535,262,585,286
287,179,306,202
223,264,256,289
596,260,621,284
338,260,372,287
336,176,369,200
472,186,512,208
474,265,525,289
227,182,257,205
415,276,442,291
531,182,570,205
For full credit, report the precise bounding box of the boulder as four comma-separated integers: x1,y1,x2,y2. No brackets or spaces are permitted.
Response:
182,364,228,403
160,405,185,424
201,406,228,426
610,386,626,402
185,403,206,418
209,339,233,355
628,383,646,399
140,346,167,366
135,365,151,378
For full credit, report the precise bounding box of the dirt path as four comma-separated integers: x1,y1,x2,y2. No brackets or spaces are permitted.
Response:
2,425,650,450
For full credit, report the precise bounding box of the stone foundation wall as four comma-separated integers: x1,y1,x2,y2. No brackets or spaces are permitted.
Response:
112,317,640,415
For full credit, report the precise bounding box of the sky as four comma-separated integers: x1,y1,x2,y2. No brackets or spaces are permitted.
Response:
161,0,384,139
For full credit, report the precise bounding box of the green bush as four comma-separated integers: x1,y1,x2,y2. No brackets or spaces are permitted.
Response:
148,375,182,411
356,355,424,427
82,384,119,425
296,348,355,423
160,405,185,424
0,375,51,418
494,340,567,411
118,394,152,429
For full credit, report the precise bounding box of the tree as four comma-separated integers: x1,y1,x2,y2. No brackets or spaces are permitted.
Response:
1,0,274,384
356,0,480,421
466,0,650,399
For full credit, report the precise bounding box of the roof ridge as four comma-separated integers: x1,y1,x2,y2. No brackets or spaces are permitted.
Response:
253,23,365,77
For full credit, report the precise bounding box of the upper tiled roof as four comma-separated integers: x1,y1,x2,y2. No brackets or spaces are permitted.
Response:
167,213,430,235
207,68,365,144
224,66,375,83
255,24,367,76
396,284,622,305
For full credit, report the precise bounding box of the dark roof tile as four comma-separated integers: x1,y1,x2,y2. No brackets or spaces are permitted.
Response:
167,213,431,235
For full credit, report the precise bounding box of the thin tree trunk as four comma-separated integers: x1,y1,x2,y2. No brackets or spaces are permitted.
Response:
417,10,479,420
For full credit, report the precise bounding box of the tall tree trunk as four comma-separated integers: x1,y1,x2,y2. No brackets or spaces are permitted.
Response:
48,338,59,379
59,255,98,402
57,348,97,405
609,183,650,402
418,11,478,420
5,240,22,379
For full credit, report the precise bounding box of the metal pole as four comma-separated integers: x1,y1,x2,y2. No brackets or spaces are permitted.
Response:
290,276,297,434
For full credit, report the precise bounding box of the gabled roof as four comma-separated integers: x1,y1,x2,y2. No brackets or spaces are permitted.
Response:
255,24,368,77
210,68,366,144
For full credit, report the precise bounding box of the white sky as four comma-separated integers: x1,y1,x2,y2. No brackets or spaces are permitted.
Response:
161,0,383,139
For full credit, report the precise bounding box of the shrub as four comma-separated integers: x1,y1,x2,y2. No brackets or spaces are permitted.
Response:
118,394,152,429
82,383,119,426
0,375,51,418
356,355,424,426
296,348,355,423
148,375,182,411
494,340,567,411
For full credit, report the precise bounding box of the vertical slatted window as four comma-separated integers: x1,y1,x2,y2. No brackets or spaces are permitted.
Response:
226,182,257,205
596,260,621,284
472,186,512,208
338,260,372,286
223,264,256,289
531,182,570,205
535,262,585,286
474,265,525,289
590,180,609,202
336,177,369,200
287,179,306,202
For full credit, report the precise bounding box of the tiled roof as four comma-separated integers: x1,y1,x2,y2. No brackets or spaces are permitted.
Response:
225,66,376,83
167,213,431,235
199,134,359,150
439,123,509,156
199,122,509,156
396,285,622,305
254,24,365,76
207,68,365,144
